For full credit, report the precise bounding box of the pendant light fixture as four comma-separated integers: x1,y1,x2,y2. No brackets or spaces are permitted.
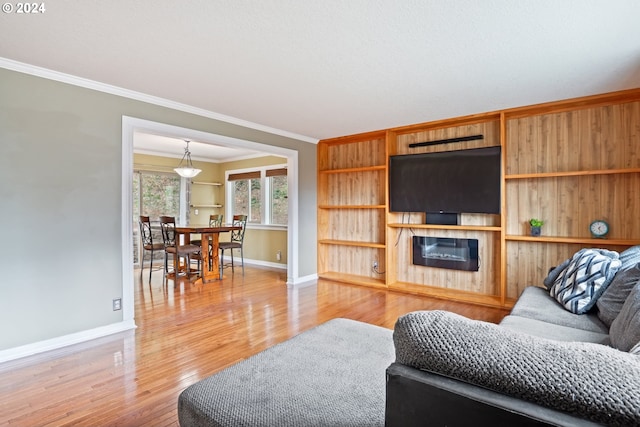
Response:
174,140,202,178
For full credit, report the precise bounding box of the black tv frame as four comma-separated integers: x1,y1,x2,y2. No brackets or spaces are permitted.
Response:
388,146,501,223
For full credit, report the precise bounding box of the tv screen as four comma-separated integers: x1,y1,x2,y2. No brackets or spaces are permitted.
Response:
389,146,501,215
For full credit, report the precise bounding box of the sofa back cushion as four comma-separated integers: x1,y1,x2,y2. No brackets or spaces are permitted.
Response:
549,248,621,314
620,245,640,271
596,263,640,327
393,310,640,425
509,286,608,333
610,282,640,351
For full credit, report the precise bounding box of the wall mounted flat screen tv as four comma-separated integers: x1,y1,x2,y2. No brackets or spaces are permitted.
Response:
389,146,501,216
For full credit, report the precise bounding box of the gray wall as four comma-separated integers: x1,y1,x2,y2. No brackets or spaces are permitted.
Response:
0,67,317,351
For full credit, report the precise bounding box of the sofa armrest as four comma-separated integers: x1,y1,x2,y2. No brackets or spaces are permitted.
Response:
393,310,640,426
385,362,599,427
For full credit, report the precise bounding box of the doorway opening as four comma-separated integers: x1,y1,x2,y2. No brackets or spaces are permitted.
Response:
121,117,299,325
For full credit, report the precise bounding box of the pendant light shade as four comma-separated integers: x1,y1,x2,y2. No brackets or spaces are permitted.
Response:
174,140,202,178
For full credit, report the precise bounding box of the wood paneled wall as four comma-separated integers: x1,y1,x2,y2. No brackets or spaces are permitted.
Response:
318,89,640,308
392,228,501,296
505,101,640,174
395,120,500,156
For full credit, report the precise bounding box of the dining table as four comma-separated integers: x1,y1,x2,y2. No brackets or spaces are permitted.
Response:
174,224,242,284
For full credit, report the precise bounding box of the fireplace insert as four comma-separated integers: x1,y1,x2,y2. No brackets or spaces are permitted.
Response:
412,236,479,271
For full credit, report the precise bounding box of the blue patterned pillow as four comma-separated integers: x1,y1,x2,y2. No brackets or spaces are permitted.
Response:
543,258,571,290
550,248,622,314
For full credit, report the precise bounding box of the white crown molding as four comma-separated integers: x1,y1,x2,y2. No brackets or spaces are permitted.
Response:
0,57,319,144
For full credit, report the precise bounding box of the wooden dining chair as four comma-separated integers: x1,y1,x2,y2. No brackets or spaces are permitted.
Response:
219,214,248,275
138,216,165,282
159,216,201,280
209,214,224,227
191,214,224,247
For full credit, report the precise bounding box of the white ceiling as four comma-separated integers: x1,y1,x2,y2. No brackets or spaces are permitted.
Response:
1,0,639,144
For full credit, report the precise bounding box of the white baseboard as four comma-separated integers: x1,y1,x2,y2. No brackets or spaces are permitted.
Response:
287,273,319,287
219,256,315,286
221,256,287,270
2,261,310,364
0,320,137,364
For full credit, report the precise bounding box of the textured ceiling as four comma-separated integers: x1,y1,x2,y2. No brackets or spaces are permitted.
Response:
1,0,639,142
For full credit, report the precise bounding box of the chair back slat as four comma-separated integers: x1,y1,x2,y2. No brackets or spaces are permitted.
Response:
209,214,224,227
139,216,154,247
159,216,177,247
230,215,247,243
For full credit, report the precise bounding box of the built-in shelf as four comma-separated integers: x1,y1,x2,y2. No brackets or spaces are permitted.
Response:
389,281,510,309
190,181,222,211
192,181,223,186
319,239,385,249
318,271,386,287
505,168,640,180
318,133,387,287
319,165,386,174
319,205,386,209
388,223,502,232
506,235,640,246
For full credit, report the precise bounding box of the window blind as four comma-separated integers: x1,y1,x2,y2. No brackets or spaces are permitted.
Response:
228,171,261,181
266,168,287,177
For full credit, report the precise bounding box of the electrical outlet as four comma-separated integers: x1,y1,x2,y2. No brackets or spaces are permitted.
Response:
113,298,122,311
276,250,282,261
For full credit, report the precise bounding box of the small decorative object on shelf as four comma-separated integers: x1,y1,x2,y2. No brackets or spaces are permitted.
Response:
590,220,609,239
529,218,544,237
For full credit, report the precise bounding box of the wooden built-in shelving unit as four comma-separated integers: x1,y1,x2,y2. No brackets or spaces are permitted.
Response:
317,131,387,287
318,88,640,308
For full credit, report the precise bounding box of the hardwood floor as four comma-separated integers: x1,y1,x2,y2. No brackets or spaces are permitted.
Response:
0,266,508,426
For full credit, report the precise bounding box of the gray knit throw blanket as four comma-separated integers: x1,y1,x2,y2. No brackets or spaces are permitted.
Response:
393,310,640,426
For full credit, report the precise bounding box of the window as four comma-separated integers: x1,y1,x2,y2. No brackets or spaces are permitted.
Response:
267,168,288,225
227,166,287,226
132,171,182,264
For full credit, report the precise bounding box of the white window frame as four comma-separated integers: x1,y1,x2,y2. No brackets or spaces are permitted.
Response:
267,173,288,226
225,164,288,230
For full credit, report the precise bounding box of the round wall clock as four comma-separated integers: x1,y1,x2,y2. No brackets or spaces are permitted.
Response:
590,220,609,238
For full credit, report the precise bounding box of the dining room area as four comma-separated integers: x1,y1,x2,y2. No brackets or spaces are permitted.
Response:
132,132,290,292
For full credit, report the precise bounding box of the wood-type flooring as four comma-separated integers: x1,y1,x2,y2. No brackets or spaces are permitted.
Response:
0,265,508,426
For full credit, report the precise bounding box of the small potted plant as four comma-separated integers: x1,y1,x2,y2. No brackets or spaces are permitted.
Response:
529,218,544,236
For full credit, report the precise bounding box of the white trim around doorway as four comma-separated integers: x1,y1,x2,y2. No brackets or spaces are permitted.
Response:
121,116,300,326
